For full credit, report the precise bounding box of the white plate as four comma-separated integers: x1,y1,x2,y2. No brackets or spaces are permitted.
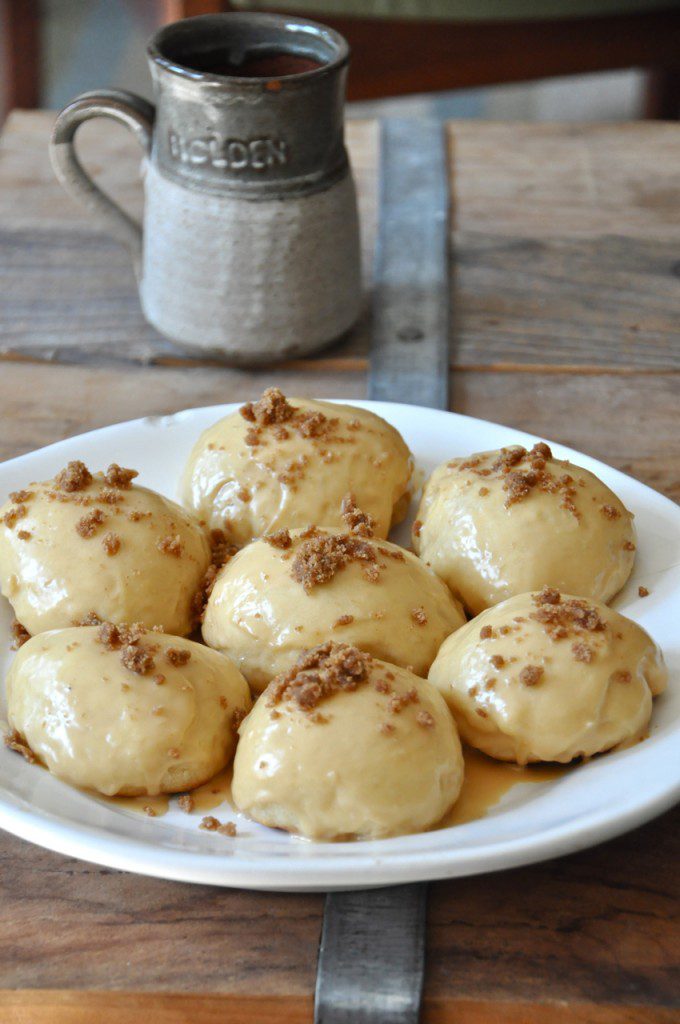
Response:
0,401,678,891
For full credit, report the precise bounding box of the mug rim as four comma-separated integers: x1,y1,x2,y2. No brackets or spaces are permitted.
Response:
148,11,350,87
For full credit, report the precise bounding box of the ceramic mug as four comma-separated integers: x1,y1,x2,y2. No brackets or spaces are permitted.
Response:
49,13,362,365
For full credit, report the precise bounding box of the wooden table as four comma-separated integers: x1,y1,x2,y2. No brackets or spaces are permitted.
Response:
0,112,678,1024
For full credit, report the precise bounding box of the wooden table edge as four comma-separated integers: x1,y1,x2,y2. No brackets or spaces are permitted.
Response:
0,991,676,1023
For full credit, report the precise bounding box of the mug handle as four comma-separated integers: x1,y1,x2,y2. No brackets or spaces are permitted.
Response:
50,89,155,274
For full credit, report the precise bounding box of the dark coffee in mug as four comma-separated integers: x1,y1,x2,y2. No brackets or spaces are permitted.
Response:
179,47,324,78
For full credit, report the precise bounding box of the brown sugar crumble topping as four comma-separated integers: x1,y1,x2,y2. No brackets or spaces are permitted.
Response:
9,490,32,504
264,528,292,550
2,504,27,529
411,607,428,626
240,387,295,426
490,654,505,669
55,460,92,492
638,586,649,598
610,669,632,684
601,504,621,520
178,794,194,813
412,520,422,538
530,587,605,642
157,534,182,557
121,645,156,675
231,707,247,733
341,493,375,538
479,625,494,640
199,815,237,836
623,540,636,552
266,642,371,713
291,528,379,592
10,619,30,650
104,464,138,489
166,647,191,667
519,665,544,687
76,508,105,538
333,614,354,628
17,530,31,541
416,710,435,729
458,443,583,517
102,532,121,556
389,688,419,714
572,642,594,663
238,388,347,456
4,729,36,763
96,621,157,676
191,529,238,626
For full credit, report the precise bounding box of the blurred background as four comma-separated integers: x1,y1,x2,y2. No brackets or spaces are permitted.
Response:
1,0,679,125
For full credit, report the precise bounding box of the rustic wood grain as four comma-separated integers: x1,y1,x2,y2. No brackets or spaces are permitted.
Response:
0,806,676,1001
1,991,678,1024
0,114,678,371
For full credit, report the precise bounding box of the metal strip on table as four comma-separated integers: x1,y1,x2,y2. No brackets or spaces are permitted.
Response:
314,118,451,1024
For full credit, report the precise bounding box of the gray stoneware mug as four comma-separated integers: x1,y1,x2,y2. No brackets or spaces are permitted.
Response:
49,13,362,364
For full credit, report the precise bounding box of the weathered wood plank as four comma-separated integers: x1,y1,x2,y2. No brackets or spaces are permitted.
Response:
0,806,676,1000
0,991,677,1024
0,114,678,372
1,363,677,500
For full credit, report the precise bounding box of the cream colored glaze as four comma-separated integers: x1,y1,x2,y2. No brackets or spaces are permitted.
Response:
442,747,568,827
428,591,667,765
0,472,211,636
104,748,568,828
181,398,413,544
105,768,232,818
202,528,466,692
232,660,464,840
413,447,636,615
7,627,251,796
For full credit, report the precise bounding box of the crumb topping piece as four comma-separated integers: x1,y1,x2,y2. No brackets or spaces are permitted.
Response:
240,387,295,426
2,504,27,529
55,460,92,492
266,641,371,712
411,607,428,626
456,443,584,517
638,585,649,598
10,619,30,650
76,509,105,538
4,729,36,763
231,707,246,733
102,532,121,556
290,528,379,592
333,614,354,628
238,388,345,454
519,665,544,687
9,489,32,504
199,815,236,836
191,529,238,626
104,464,138,489
96,621,157,676
529,587,605,640
341,493,375,538
157,534,182,557
416,710,435,729
166,647,191,667
265,528,292,550
178,794,194,813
